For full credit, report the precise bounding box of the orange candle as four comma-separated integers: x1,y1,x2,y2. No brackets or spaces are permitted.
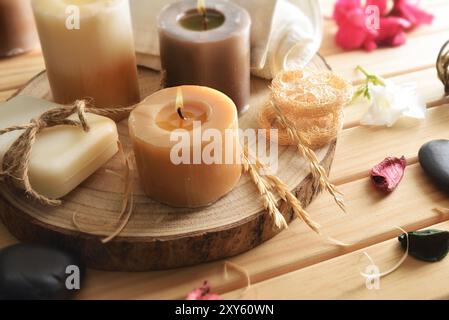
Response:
129,86,241,208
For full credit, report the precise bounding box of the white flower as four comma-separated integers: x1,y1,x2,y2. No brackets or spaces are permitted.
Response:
354,66,426,127
361,80,426,127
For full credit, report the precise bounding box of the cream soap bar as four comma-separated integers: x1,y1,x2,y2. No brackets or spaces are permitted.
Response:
0,96,118,199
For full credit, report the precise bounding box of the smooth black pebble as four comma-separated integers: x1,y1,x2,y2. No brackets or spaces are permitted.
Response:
419,140,449,190
0,244,84,300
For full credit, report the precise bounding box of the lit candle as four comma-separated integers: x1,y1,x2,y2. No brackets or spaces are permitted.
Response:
129,86,242,208
0,0,38,57
158,0,251,114
31,0,140,120
0,96,118,199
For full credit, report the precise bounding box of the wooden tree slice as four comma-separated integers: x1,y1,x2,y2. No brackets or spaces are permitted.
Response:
0,56,336,271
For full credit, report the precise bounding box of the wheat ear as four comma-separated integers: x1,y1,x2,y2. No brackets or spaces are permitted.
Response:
242,149,288,229
270,101,345,212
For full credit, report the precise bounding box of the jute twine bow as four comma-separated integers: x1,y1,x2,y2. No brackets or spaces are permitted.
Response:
0,100,134,206
437,40,449,95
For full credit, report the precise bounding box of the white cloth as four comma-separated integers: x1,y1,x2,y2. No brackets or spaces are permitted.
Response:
129,0,322,79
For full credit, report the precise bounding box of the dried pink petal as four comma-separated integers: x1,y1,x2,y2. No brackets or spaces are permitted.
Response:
371,156,407,192
186,281,222,300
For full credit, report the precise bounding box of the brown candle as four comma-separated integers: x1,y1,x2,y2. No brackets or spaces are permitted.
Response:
158,0,251,114
0,0,38,57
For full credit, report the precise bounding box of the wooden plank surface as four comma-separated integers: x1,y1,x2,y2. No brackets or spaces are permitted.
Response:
0,50,44,91
332,104,449,185
76,163,449,299
1,0,449,300
224,220,449,300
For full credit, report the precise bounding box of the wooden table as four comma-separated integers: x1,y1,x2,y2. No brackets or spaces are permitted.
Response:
1,0,449,299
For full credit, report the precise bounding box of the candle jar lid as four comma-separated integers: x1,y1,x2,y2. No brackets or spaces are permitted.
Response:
157,0,251,43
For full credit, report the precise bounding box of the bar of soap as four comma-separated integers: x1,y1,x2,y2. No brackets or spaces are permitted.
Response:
0,96,118,199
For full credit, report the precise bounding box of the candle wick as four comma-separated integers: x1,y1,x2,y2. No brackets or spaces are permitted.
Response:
197,0,208,30
202,11,208,30
177,107,187,120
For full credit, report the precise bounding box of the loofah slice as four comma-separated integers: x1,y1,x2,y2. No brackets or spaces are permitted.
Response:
259,104,343,149
271,69,353,118
259,69,351,149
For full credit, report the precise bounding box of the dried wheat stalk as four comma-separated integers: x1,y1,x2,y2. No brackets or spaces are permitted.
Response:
251,154,321,234
270,101,345,212
243,148,321,234
242,149,288,229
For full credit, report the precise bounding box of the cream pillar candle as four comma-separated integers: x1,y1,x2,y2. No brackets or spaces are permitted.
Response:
129,86,242,208
0,0,38,57
158,0,251,114
0,96,118,199
31,0,140,119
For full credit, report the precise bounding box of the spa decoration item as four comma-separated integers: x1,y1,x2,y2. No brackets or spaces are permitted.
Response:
370,156,406,193
419,140,449,191
398,230,449,262
158,0,251,113
333,0,433,51
0,58,336,271
242,148,320,232
354,66,426,127
186,281,222,300
31,0,140,120
437,40,449,95
0,0,38,57
131,0,322,80
259,69,352,150
0,244,85,300
0,96,123,205
258,69,350,213
129,85,241,208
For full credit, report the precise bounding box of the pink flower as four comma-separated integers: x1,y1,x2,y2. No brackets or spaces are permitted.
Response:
334,0,378,51
376,16,411,47
367,0,389,15
391,0,434,29
186,281,222,300
332,0,433,51
333,0,362,25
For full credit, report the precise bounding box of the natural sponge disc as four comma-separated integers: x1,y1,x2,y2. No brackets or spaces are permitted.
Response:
271,69,352,117
259,69,352,149
259,105,343,149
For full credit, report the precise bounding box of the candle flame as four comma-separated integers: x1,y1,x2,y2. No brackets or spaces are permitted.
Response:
176,88,186,120
197,0,206,15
